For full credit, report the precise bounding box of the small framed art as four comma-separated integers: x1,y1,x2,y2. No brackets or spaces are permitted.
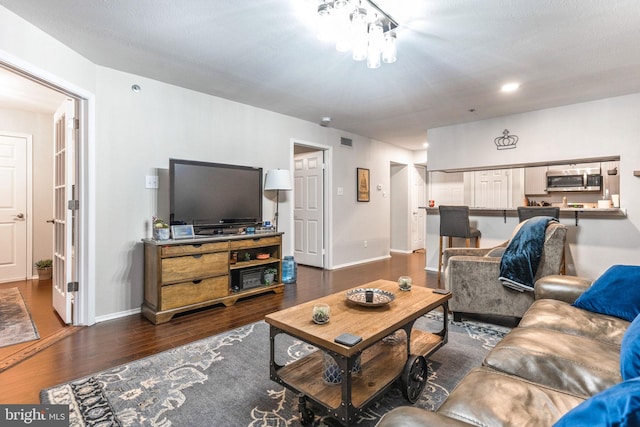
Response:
357,168,370,202
171,224,195,239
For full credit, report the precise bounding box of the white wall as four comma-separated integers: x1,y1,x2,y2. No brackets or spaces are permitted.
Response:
0,107,53,276
0,4,452,318
90,67,413,315
426,94,640,279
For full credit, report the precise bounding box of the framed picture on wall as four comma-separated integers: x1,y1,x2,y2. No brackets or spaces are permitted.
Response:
357,168,370,202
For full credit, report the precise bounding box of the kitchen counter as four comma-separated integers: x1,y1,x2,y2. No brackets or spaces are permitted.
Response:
421,207,626,225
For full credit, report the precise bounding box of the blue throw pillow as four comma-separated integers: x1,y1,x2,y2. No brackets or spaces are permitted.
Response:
572,265,640,321
621,314,640,380
553,377,640,427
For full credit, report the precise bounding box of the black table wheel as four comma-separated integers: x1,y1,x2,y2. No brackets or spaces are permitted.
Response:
401,355,428,403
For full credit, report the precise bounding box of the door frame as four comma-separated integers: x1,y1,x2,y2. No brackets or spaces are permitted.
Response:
1,53,96,326
290,138,332,269
0,132,33,283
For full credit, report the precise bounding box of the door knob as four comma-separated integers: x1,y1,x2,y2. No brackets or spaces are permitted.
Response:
15,213,24,220
47,219,55,224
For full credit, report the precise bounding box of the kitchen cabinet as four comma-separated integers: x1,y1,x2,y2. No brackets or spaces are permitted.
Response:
524,166,548,195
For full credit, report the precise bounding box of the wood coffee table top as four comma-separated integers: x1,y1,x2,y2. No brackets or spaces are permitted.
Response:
265,279,451,357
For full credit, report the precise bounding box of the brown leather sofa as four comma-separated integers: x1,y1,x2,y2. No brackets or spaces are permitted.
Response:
377,274,630,427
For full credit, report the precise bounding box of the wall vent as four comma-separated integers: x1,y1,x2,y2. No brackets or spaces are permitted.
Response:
340,137,353,148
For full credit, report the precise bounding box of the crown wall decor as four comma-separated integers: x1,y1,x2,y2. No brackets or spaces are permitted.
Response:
494,129,518,150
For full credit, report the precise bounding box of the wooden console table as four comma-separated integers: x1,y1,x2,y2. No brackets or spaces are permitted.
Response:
142,232,284,324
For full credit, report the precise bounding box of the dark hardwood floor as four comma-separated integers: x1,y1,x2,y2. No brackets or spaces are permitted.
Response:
0,252,435,404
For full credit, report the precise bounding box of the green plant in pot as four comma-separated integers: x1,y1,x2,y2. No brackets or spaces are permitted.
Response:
263,267,277,285
35,259,53,280
152,216,170,240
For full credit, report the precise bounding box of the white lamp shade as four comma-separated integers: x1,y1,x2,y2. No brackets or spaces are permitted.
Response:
265,169,292,191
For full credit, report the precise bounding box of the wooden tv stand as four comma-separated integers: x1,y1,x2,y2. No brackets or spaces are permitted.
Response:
142,232,284,324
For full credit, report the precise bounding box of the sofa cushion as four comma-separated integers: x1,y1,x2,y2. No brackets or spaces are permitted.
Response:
621,314,640,380
553,377,640,427
572,265,640,321
437,366,583,427
520,299,629,346
483,327,622,398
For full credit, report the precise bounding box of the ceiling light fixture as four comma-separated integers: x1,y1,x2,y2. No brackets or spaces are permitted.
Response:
316,0,398,69
501,82,520,92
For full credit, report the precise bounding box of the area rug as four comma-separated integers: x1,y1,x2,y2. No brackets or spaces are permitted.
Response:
0,287,40,348
41,313,510,426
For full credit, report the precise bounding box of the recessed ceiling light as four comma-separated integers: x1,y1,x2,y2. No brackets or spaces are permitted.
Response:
501,82,520,92
423,142,429,148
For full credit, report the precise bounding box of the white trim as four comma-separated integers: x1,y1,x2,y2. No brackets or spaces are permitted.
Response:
390,249,413,254
0,132,33,281
331,254,392,270
95,307,141,323
291,138,333,269
0,48,97,326
25,134,33,280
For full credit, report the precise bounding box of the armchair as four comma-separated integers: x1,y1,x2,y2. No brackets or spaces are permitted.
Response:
442,219,567,320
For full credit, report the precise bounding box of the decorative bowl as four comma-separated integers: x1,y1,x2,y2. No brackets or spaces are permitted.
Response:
346,288,395,307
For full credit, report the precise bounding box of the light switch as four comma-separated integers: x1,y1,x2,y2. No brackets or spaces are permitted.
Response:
337,187,344,196
145,175,159,189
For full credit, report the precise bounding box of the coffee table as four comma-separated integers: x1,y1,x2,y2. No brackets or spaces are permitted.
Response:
265,279,451,426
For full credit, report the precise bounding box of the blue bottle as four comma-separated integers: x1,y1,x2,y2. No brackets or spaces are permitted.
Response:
282,256,297,284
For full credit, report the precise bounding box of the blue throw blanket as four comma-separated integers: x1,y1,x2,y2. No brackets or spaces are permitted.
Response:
499,216,557,292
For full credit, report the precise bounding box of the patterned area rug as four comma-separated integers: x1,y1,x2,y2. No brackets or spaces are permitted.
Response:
41,312,509,426
0,287,40,348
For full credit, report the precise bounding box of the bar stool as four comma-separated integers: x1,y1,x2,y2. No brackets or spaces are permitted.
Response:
438,205,481,285
517,206,560,222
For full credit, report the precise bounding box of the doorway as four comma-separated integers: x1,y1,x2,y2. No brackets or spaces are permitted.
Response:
0,61,92,326
292,141,329,268
390,163,427,253
0,132,32,282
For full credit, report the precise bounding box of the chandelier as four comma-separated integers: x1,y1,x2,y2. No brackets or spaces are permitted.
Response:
315,0,398,69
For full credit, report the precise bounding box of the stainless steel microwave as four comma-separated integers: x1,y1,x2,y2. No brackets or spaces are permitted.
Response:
546,167,602,192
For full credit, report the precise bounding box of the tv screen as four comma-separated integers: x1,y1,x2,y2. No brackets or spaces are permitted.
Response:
170,159,263,232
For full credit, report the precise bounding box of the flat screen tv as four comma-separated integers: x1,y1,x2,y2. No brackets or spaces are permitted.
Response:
170,159,263,233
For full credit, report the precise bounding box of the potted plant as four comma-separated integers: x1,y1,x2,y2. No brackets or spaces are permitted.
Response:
152,216,170,240
35,259,53,280
263,267,278,285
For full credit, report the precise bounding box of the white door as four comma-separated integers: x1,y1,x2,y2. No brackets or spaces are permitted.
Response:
474,169,510,208
411,165,426,251
293,151,324,267
0,133,30,282
52,99,76,324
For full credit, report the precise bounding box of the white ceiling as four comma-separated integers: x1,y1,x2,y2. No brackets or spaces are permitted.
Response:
0,67,66,114
2,0,640,150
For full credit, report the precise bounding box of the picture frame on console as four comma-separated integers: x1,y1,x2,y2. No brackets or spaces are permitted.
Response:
357,167,370,202
171,224,195,240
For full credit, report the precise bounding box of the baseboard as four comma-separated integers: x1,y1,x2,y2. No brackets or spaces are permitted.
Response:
331,254,391,270
390,249,413,254
95,307,141,323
